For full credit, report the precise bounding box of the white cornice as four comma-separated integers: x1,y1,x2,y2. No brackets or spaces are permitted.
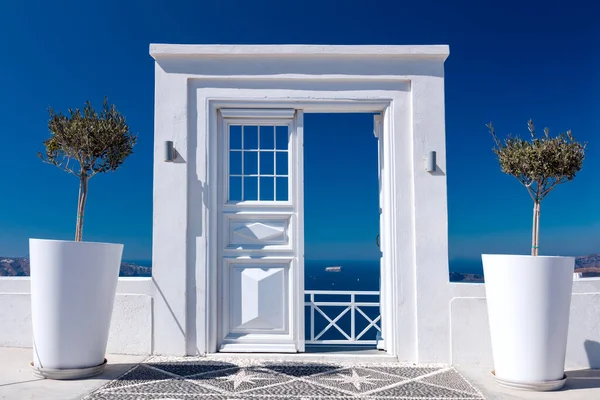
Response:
149,44,449,61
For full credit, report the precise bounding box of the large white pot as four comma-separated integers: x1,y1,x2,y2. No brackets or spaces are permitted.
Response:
482,254,574,391
30,239,123,379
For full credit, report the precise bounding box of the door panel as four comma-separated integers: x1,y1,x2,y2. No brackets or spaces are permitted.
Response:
228,261,289,333
218,109,304,353
224,215,291,250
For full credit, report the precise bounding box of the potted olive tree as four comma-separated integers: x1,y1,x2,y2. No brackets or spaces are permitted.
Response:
482,120,585,391
30,99,137,379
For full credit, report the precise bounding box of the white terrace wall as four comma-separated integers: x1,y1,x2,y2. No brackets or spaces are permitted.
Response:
1,276,599,368
0,277,153,355
450,279,600,370
0,277,600,369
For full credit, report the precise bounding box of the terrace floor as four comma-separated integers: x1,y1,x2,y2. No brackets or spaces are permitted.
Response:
0,347,145,400
1,347,599,400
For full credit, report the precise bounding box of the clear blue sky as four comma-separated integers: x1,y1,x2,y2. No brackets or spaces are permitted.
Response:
0,1,598,263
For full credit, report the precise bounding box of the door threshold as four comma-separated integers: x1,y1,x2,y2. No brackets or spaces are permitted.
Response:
207,351,397,363
305,344,381,355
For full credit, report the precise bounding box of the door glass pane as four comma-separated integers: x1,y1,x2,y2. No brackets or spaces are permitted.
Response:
275,126,289,150
260,151,275,175
244,125,259,150
230,125,242,150
229,176,242,201
260,126,275,150
260,177,275,201
276,177,288,201
244,177,258,200
243,151,258,175
276,152,288,175
229,151,242,175
227,122,292,203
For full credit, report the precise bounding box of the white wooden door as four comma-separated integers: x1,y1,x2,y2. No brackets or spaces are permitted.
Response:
217,109,304,353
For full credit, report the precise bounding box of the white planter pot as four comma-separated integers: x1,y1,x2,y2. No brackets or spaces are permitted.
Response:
30,239,123,379
482,254,574,391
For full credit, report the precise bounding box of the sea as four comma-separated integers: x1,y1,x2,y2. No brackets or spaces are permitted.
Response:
123,259,483,283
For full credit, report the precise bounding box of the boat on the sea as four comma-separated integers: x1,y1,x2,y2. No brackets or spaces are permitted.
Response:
325,266,342,272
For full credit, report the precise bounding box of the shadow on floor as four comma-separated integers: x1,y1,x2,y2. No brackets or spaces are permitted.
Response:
564,369,600,390
304,345,380,354
558,339,600,391
585,339,600,369
140,360,341,379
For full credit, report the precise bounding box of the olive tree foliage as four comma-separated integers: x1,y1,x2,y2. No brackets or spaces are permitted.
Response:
38,98,137,241
487,120,585,256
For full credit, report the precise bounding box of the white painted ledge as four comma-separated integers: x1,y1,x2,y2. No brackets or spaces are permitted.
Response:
448,277,600,296
150,44,450,60
0,276,152,295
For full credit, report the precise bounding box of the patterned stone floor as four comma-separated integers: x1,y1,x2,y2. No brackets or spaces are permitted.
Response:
83,356,486,399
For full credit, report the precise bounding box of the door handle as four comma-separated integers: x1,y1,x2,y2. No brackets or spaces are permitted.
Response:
376,234,380,247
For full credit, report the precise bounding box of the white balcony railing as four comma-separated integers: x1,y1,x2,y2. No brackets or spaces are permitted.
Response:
305,290,381,345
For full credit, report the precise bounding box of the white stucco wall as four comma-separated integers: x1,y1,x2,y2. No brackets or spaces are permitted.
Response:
0,277,152,355
450,280,600,369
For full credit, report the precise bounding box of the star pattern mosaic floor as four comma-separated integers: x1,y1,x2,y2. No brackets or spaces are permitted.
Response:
83,356,486,399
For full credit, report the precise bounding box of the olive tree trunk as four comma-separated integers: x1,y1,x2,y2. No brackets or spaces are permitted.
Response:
75,174,89,242
531,200,540,256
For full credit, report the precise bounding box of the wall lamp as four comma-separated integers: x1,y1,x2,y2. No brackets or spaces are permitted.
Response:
425,150,436,173
165,141,177,162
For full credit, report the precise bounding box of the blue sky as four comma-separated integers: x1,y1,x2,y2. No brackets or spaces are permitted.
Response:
0,1,598,263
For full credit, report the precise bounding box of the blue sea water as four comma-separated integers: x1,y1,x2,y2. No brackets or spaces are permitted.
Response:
448,259,484,275
122,259,482,279
304,260,380,291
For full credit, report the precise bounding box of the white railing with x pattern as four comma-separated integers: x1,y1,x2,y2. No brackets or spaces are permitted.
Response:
305,290,381,345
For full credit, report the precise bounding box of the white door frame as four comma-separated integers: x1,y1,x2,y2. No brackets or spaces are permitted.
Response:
206,100,398,355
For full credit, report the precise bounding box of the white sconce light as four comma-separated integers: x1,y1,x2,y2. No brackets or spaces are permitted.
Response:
425,150,436,172
165,141,176,162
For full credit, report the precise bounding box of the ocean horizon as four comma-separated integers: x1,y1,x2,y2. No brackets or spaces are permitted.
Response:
122,258,485,278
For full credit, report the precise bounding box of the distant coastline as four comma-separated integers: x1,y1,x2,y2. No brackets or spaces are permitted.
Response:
1,255,598,281
449,254,600,282
0,258,151,277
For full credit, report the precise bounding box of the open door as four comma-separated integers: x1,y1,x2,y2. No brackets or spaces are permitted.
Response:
374,114,387,351
217,109,304,353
